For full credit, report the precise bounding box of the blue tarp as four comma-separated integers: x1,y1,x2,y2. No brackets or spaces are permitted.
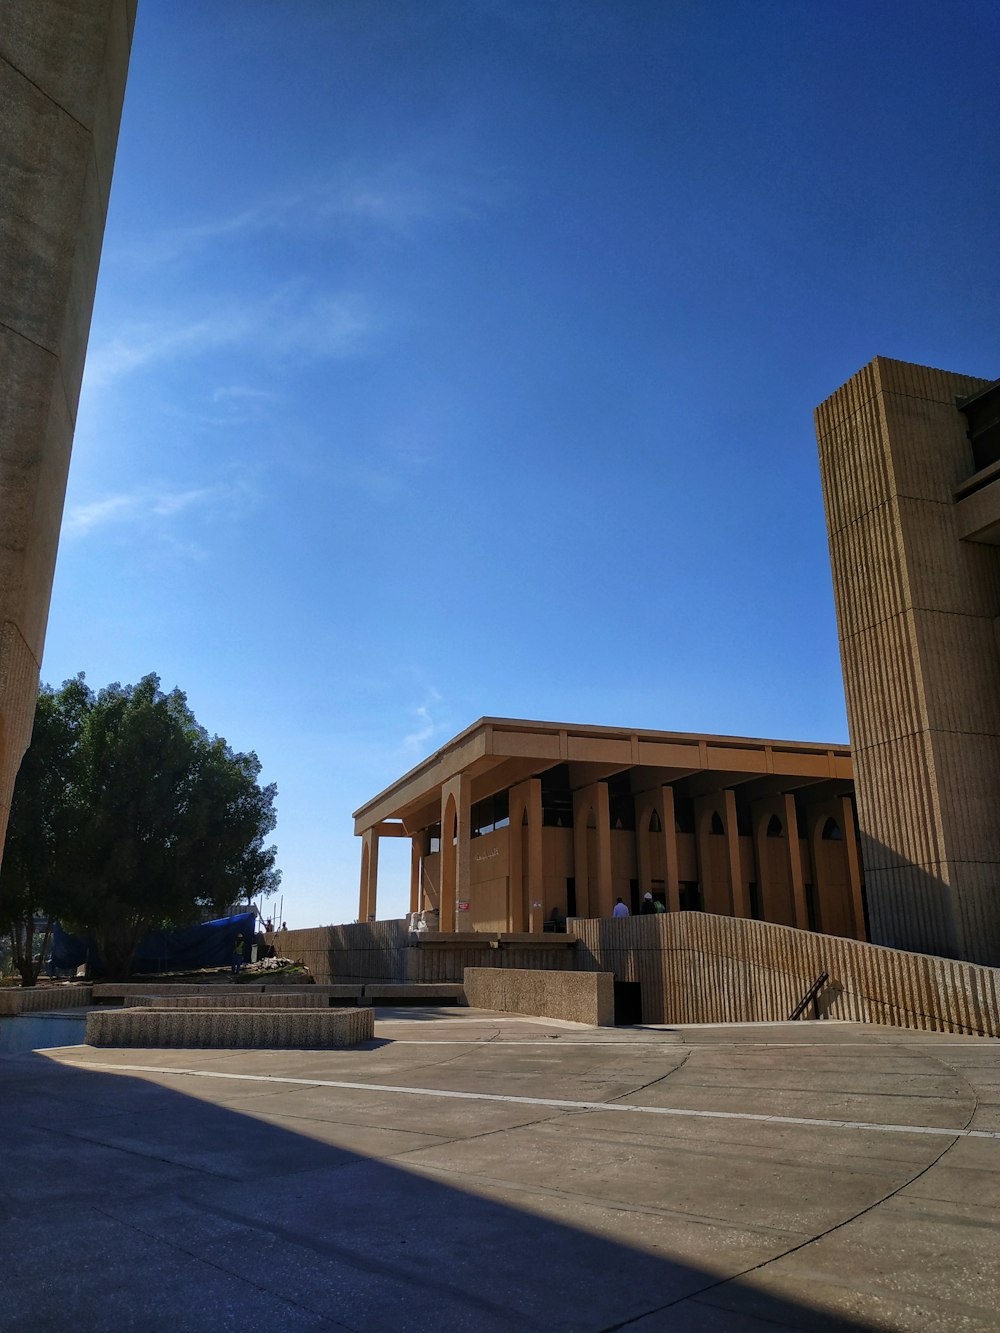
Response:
50,912,257,975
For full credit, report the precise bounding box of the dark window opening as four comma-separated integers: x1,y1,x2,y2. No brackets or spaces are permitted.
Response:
748,880,763,920
648,808,662,834
540,764,574,828
766,814,784,838
805,882,820,932
960,379,1000,473
680,881,702,912
674,796,695,834
606,772,635,831
710,810,725,836
470,790,510,838
566,877,577,918
821,817,842,840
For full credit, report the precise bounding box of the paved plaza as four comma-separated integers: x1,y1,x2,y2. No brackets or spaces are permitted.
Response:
1,1008,998,1331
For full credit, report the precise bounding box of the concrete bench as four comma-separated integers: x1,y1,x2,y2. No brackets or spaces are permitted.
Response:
85,1006,375,1048
0,986,92,1015
126,994,332,1009
92,982,365,1003
464,968,615,1026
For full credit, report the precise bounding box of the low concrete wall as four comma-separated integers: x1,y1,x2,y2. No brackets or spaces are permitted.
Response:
0,986,92,1015
127,994,332,1009
270,920,410,983
273,921,579,985
407,934,578,982
464,967,615,1027
570,912,1000,1037
91,983,363,1002
86,1006,375,1049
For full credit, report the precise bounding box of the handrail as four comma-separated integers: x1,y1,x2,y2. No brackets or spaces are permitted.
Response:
789,971,829,1021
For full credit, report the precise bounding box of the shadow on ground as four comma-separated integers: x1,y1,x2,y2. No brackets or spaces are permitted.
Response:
0,1045,879,1332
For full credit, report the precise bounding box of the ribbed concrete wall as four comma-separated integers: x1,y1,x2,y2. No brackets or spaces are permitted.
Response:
815,357,1000,964
465,967,615,1026
0,985,91,1014
571,912,1000,1037
86,1006,375,1048
406,937,579,982
274,921,410,983
277,921,579,984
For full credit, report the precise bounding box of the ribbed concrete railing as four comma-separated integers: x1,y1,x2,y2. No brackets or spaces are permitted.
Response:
570,912,1000,1037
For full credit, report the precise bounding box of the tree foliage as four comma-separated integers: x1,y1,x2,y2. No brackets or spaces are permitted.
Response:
0,674,280,981
0,679,89,985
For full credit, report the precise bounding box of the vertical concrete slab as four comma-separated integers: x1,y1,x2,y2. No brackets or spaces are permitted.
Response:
0,0,137,860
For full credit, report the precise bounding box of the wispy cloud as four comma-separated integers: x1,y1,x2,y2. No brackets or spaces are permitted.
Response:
83,289,376,391
64,483,235,540
124,155,496,267
401,689,445,754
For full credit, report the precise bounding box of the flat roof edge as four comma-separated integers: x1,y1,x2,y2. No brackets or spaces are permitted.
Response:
351,716,851,823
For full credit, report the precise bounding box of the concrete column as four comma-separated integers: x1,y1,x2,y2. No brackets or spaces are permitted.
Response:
0,2,137,868
573,782,613,919
409,835,422,915
439,773,472,932
696,791,744,917
661,786,681,914
509,778,543,933
840,795,867,941
358,828,379,922
753,795,808,928
724,790,749,918
784,793,810,930
635,786,679,912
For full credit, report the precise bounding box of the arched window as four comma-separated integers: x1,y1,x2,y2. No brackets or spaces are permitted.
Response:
710,810,725,835
766,814,784,838
822,817,843,841
648,809,662,834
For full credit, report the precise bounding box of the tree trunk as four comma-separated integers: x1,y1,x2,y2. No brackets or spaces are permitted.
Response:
10,915,51,987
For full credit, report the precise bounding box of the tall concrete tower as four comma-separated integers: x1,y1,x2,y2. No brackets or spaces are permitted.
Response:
816,357,1000,964
0,2,136,861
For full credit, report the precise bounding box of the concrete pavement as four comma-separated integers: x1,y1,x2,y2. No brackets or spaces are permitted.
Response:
1,1008,998,1330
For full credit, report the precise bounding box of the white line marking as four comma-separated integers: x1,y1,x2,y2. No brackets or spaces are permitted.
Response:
51,1057,1000,1141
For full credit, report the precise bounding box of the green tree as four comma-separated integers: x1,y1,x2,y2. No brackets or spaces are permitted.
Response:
0,674,280,981
0,678,90,985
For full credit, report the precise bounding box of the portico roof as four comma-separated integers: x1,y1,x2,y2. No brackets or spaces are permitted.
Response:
353,717,853,836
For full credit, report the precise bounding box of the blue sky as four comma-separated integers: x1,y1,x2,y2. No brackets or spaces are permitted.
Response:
45,0,1000,927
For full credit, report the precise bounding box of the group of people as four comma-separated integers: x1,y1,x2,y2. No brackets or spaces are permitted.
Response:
612,892,665,918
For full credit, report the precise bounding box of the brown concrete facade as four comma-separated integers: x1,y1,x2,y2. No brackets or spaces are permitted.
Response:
816,358,1000,965
0,2,136,864
353,718,864,941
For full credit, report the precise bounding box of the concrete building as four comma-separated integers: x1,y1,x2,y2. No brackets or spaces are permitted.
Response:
0,2,136,865
354,718,864,939
816,357,1000,965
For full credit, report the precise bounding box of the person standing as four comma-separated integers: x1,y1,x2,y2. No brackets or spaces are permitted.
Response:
612,897,630,918
231,932,245,975
641,892,657,915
